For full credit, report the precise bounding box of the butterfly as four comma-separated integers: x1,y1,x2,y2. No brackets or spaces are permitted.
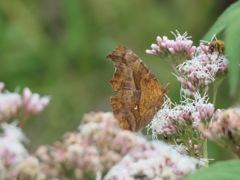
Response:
107,46,169,131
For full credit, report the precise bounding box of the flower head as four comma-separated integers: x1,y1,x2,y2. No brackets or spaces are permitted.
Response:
0,92,22,122
0,122,28,167
23,88,50,116
176,47,228,96
34,112,148,179
201,108,240,157
0,83,50,124
149,94,213,135
8,155,46,180
146,31,196,58
104,141,203,180
148,94,214,157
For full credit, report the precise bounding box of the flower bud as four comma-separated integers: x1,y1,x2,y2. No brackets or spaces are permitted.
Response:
23,88,50,116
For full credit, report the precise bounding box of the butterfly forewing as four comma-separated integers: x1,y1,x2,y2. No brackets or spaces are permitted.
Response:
107,46,168,131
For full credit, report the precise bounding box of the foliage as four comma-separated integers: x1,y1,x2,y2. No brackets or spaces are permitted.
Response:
184,160,240,180
203,1,240,95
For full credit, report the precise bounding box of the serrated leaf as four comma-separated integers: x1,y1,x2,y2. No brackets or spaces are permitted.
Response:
225,18,240,95
203,1,240,40
183,160,240,180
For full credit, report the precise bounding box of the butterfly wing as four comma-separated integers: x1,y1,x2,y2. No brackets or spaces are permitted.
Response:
107,46,168,131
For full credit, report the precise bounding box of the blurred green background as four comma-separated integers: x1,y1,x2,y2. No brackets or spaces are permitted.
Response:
0,0,238,163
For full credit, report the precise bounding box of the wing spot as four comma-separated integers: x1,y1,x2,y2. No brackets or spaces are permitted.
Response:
134,105,138,110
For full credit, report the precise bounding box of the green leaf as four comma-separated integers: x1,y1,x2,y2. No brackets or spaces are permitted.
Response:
225,18,240,95
203,1,240,40
202,1,240,95
183,160,240,180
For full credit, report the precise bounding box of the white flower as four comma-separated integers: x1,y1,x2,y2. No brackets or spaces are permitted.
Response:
177,56,215,85
1,122,28,142
79,122,99,135
104,141,202,180
149,93,214,136
67,144,84,155
0,92,22,122
0,122,28,166
176,50,228,96
23,87,50,116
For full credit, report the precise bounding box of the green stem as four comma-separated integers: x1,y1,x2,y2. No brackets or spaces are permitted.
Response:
19,114,29,128
212,78,224,106
203,138,209,167
169,58,181,77
213,82,219,106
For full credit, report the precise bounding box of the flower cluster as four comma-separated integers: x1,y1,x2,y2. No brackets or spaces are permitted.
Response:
23,88,50,116
0,82,50,179
104,141,203,180
146,32,228,97
7,155,46,180
1,112,202,180
148,94,214,157
177,46,228,96
146,31,230,159
201,108,240,157
0,122,28,180
0,82,50,125
0,123,28,167
146,31,196,59
33,112,147,179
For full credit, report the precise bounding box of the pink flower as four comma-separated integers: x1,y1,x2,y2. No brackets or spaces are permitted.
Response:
33,112,148,179
146,31,196,57
0,92,22,122
196,43,209,53
104,141,203,180
202,108,240,157
8,155,46,180
0,123,28,167
23,88,50,116
176,49,228,96
148,94,214,157
149,94,214,135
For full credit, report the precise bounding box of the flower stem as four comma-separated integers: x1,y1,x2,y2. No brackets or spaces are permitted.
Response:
19,114,29,128
169,58,181,77
213,82,218,106
203,138,208,167
213,78,223,106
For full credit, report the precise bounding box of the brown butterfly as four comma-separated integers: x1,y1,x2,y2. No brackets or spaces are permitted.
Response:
107,46,169,132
